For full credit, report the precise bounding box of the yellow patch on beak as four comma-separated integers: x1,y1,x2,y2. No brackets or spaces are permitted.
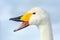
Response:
19,12,32,22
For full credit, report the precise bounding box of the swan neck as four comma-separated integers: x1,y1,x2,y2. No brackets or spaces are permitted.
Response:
39,24,53,40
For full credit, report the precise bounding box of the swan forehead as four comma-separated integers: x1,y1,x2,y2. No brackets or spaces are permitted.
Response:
28,7,44,13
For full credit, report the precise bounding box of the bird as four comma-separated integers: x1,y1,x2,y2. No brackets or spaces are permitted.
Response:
9,7,53,40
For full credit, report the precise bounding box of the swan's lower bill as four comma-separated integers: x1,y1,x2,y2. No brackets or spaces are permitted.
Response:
14,21,29,32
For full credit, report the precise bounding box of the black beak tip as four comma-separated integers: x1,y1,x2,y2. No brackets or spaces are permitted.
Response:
9,18,13,20
9,18,19,21
13,30,18,32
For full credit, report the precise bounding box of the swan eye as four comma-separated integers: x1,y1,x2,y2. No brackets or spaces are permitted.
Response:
33,12,36,15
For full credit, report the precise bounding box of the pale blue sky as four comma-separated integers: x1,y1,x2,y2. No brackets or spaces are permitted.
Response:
0,0,60,40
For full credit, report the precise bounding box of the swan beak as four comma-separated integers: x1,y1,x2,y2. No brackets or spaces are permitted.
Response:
9,12,32,32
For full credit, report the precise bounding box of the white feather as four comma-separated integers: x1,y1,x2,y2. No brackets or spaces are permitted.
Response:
29,7,53,40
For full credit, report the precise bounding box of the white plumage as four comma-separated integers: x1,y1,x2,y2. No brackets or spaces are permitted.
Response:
28,7,53,40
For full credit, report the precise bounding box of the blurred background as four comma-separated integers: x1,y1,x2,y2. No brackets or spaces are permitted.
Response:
0,0,60,40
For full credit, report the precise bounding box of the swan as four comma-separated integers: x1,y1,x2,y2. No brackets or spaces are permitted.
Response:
9,7,53,40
